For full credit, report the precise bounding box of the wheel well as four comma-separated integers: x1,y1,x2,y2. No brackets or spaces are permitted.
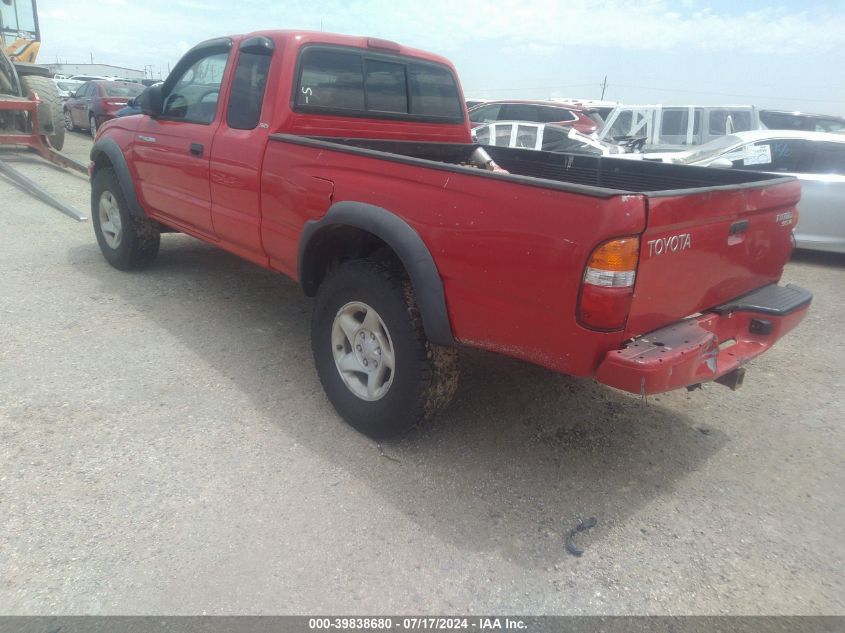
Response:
90,152,114,175
300,225,396,297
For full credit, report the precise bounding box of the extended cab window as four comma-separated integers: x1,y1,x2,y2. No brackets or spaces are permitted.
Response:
295,46,463,122
163,51,229,124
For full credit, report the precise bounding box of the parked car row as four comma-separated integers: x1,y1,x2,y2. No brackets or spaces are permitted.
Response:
468,97,845,254
62,79,145,137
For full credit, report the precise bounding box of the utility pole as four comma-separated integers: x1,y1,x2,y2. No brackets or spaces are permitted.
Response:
600,75,608,100
89,52,93,64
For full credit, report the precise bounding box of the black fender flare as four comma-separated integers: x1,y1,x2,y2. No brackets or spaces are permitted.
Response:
90,138,145,218
299,201,455,346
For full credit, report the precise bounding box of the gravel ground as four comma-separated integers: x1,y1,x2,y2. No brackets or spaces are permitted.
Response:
1,132,843,615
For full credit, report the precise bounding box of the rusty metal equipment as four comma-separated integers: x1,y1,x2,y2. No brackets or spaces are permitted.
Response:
0,89,88,221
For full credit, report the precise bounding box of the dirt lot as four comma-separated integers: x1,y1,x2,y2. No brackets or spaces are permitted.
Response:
1,132,843,615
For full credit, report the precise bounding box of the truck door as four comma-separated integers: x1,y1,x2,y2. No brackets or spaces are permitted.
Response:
208,36,275,262
132,41,232,236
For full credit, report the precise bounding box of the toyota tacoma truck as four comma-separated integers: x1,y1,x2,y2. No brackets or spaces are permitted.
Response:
88,31,812,438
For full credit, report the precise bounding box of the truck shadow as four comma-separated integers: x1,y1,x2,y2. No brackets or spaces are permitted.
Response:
791,249,845,269
71,236,726,570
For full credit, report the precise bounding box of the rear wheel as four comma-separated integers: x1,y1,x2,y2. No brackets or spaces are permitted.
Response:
91,168,160,270
64,108,77,131
19,74,65,150
312,257,459,439
89,114,98,138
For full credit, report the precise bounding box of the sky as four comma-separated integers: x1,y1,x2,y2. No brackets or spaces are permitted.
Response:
34,0,845,114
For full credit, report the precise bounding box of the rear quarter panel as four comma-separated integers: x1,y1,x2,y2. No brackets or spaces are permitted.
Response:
260,140,648,375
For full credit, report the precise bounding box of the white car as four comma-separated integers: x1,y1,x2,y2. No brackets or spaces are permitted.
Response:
53,78,83,100
654,130,845,253
67,74,114,82
471,121,628,156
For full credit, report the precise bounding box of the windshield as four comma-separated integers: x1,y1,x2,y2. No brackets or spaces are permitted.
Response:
102,83,145,98
0,0,37,41
57,81,82,92
677,134,744,164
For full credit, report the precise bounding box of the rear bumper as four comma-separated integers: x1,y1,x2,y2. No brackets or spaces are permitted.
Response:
595,284,811,395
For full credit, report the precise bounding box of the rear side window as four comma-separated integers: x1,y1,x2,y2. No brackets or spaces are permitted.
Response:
538,106,576,123
810,142,845,174
709,110,752,134
469,103,502,123
660,109,701,141
738,139,812,172
500,104,538,121
295,46,463,122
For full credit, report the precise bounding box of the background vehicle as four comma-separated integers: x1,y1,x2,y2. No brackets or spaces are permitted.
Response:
0,0,38,62
63,79,144,136
760,110,845,133
1,0,64,149
471,121,627,155
68,74,114,82
89,30,810,439
661,131,845,253
468,99,601,134
53,77,82,100
599,104,764,151
115,82,160,117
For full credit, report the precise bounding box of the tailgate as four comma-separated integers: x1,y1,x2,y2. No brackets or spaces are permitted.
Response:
626,177,800,337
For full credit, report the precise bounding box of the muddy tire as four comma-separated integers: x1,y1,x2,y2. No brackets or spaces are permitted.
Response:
91,168,160,270
19,74,65,151
312,257,459,439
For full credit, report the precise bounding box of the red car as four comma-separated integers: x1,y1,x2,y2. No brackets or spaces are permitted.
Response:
63,80,145,137
468,99,601,134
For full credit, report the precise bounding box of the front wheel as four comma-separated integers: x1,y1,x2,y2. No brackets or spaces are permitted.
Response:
91,168,160,270
312,257,459,439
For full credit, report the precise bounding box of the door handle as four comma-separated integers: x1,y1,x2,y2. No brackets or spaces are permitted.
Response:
189,143,204,156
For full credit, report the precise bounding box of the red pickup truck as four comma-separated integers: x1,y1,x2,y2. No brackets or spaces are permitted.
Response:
88,31,811,438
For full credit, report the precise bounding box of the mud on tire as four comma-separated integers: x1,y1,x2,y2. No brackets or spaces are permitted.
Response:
312,257,459,439
91,167,160,270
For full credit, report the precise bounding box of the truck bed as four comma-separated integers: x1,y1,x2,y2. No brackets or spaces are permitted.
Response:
272,135,793,196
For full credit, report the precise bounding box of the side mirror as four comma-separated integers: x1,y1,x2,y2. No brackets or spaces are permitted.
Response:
139,84,163,116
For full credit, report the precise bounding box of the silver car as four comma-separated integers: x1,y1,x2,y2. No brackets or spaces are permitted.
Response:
664,130,845,253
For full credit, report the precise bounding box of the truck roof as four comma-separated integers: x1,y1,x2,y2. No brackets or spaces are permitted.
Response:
198,30,458,71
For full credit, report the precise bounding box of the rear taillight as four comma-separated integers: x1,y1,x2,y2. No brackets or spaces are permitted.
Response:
578,237,640,331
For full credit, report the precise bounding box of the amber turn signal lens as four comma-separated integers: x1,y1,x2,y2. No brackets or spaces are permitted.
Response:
587,237,640,272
